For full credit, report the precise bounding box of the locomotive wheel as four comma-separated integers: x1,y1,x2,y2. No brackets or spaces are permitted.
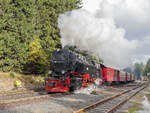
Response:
70,82,82,92
70,77,82,92
70,86,75,92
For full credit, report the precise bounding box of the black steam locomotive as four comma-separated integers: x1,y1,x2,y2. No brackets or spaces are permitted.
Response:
45,46,102,92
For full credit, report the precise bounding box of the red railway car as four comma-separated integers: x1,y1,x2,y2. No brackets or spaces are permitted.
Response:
133,75,135,81
130,73,132,81
100,66,131,85
119,71,126,82
126,72,130,82
101,66,119,84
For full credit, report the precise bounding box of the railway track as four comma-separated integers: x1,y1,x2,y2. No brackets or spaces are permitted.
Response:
0,89,34,96
74,82,148,113
0,88,47,110
0,85,45,96
0,87,73,110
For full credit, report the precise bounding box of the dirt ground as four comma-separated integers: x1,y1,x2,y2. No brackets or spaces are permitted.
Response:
0,73,16,91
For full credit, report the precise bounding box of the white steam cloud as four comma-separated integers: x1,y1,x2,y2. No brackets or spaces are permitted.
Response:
74,79,101,94
74,84,97,95
58,0,150,68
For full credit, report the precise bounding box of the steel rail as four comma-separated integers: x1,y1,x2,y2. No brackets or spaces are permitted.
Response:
74,84,146,113
106,84,147,113
0,91,71,106
0,94,50,104
0,90,35,96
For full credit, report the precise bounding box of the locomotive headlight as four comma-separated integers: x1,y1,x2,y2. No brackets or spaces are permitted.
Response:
61,70,65,74
48,70,52,75
56,48,60,51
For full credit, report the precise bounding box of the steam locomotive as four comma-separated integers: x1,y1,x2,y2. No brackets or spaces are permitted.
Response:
45,47,135,92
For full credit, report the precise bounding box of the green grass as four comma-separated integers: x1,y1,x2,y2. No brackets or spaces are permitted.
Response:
129,107,141,113
131,101,138,105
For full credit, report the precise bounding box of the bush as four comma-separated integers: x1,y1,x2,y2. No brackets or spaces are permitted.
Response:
10,72,16,78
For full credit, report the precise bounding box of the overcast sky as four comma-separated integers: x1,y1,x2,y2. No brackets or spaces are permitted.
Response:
58,0,150,68
82,0,150,64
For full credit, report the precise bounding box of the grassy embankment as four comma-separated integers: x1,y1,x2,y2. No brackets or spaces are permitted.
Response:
0,72,45,91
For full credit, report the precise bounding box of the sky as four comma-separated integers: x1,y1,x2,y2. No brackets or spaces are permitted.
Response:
82,0,150,63
58,0,150,69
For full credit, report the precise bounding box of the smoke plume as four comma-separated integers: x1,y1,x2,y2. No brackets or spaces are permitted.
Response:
58,0,150,68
